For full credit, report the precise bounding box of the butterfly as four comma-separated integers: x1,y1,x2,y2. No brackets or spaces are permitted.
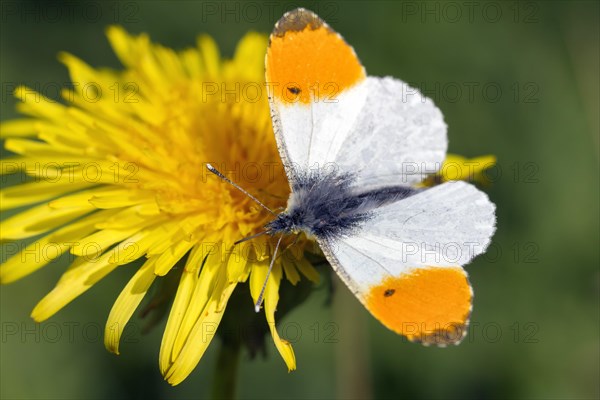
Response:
209,8,496,346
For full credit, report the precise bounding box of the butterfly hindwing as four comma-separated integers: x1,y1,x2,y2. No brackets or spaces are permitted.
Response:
318,181,496,345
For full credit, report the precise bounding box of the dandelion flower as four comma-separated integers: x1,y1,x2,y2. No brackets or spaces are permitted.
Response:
0,27,320,385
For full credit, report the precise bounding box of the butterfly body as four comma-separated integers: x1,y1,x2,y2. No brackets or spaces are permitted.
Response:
266,171,417,240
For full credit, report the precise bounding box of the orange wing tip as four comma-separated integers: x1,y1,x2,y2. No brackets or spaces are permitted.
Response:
266,8,366,104
366,267,472,346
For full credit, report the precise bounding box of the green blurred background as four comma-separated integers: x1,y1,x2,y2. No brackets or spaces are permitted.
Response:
1,1,598,399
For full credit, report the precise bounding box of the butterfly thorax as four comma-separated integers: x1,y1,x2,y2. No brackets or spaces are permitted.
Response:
265,171,417,240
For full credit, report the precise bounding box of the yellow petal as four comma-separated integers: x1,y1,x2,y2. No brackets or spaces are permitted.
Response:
249,257,297,370
0,119,39,138
31,231,150,322
164,261,236,385
249,258,269,302
294,257,321,284
1,200,94,240
58,52,108,96
5,138,82,159
105,258,157,355
159,244,204,374
171,243,223,360
197,35,220,77
231,33,268,82
439,154,497,183
1,180,93,210
70,208,165,257
31,253,117,321
0,210,114,283
281,256,300,285
226,244,249,283
88,189,157,209
180,48,203,78
146,224,190,256
71,227,143,257
14,86,66,119
48,187,115,209
106,25,150,69
154,239,196,276
37,121,98,151
95,204,162,230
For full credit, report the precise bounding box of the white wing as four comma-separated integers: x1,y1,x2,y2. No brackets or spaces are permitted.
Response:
265,8,369,183
271,76,447,188
317,181,495,345
266,10,446,189
333,76,447,189
269,81,368,177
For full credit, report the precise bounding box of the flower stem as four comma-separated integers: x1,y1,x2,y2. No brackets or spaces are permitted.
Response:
212,342,241,400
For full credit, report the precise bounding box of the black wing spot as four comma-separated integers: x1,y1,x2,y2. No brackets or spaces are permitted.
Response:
384,289,396,297
288,86,301,95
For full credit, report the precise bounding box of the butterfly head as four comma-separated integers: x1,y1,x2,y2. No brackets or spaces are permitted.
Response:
264,212,302,236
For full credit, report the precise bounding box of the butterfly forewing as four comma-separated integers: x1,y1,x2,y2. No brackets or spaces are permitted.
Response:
266,8,367,181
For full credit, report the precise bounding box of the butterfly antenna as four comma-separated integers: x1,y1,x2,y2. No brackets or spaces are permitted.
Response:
234,231,268,245
254,235,283,313
206,163,276,216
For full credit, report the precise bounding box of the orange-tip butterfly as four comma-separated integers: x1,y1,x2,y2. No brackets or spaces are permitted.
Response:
209,8,496,346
